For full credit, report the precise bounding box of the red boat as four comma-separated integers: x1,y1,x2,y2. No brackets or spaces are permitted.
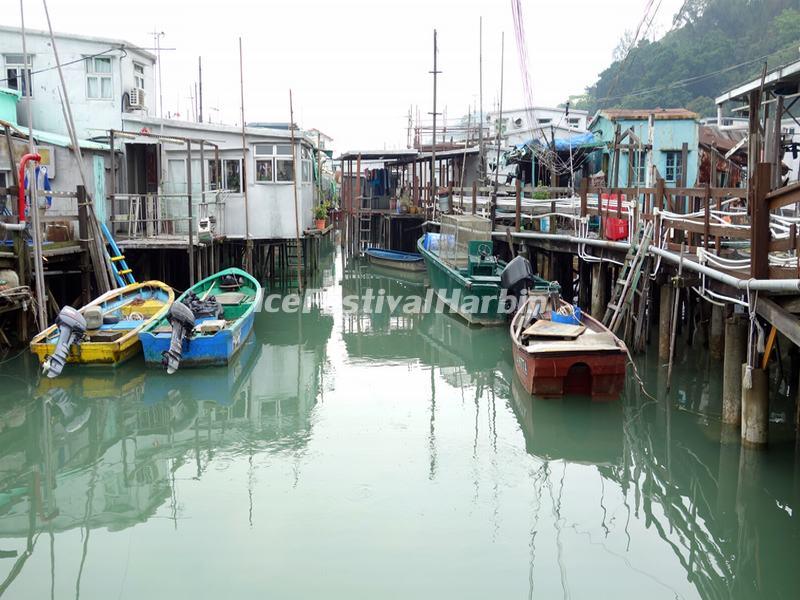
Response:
510,294,628,401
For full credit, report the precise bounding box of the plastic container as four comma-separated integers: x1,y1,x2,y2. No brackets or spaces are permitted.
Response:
551,305,582,325
423,232,441,253
605,217,629,241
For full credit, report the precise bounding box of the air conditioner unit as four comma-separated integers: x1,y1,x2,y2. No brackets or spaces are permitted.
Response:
128,88,145,109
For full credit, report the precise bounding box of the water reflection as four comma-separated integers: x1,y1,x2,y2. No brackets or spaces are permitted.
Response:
0,252,797,599
0,282,333,597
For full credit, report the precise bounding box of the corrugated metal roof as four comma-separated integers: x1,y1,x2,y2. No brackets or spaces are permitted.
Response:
597,108,699,121
0,120,109,151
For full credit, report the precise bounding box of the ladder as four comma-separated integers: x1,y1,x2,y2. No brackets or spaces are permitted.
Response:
285,239,304,280
603,220,654,334
101,223,135,287
358,213,372,251
628,254,653,350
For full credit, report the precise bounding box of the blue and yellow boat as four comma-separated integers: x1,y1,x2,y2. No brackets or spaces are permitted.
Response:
139,268,263,373
30,281,174,377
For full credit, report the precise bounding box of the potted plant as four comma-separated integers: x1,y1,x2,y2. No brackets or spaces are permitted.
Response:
313,202,328,230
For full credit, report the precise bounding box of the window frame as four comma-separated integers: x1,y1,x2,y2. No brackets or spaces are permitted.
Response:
86,56,113,100
133,62,145,90
664,151,683,184
254,143,295,184
5,54,33,97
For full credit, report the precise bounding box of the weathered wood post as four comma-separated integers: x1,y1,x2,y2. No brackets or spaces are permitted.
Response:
590,263,606,320
77,185,91,305
722,315,748,426
658,285,672,361
471,181,477,215
751,163,772,280
515,178,521,232
710,304,725,359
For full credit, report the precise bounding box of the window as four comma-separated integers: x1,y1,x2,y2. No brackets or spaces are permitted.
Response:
631,150,646,185
664,151,683,184
276,158,294,182
133,63,145,89
568,117,581,128
208,159,221,190
5,54,32,97
86,56,113,99
537,118,551,125
256,158,274,182
224,159,243,192
254,143,294,183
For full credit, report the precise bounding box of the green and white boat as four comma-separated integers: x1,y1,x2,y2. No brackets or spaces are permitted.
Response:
417,215,556,326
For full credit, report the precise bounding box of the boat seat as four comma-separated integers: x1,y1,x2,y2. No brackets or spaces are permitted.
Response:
100,319,145,331
215,292,248,305
470,275,501,284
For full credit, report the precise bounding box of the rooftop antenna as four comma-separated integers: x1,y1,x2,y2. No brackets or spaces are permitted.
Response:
198,56,203,123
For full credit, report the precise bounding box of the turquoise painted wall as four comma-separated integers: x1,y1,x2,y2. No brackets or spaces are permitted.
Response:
590,114,699,188
0,88,19,125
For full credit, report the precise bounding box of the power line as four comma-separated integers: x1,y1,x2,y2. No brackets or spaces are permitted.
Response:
0,46,124,86
594,43,798,103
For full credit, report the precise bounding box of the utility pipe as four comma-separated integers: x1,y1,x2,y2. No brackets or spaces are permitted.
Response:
17,152,41,224
495,230,800,292
649,245,800,292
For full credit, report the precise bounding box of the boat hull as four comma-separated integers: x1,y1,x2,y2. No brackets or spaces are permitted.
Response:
139,267,263,369
366,253,426,272
140,308,256,367
30,281,174,369
512,341,627,401
416,237,506,326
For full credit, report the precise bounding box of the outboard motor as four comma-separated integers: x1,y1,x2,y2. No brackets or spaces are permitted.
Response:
162,301,195,375
500,255,535,314
43,306,87,378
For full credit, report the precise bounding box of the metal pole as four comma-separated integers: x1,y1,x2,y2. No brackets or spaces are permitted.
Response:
239,37,252,272
289,90,303,291
430,29,439,218
186,139,194,285
477,17,484,184
198,56,203,123
491,32,505,225
21,0,47,329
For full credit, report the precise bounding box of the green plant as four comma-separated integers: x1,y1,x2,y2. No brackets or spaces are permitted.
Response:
313,202,328,220
532,185,550,200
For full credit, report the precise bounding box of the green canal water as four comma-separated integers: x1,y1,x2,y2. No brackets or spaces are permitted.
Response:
0,251,798,599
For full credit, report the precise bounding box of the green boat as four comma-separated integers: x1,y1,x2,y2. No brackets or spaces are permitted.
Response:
417,215,556,326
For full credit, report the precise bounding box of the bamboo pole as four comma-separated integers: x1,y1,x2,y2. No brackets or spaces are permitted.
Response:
239,37,253,273
41,0,112,294
289,90,303,291
20,1,47,329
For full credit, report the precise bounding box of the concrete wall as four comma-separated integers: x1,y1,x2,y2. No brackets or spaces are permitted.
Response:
590,115,700,187
0,27,156,140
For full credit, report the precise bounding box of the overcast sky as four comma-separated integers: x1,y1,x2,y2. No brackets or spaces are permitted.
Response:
14,0,683,152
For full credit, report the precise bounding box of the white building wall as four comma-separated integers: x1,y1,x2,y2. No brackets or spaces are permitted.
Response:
0,26,156,139
123,116,316,240
487,106,589,147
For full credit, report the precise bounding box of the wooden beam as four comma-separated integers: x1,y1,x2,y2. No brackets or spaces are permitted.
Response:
756,295,800,348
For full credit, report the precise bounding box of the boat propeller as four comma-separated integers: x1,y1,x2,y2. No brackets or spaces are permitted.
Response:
162,301,195,375
43,306,87,378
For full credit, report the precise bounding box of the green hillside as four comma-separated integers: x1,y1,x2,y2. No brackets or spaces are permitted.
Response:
573,0,800,117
